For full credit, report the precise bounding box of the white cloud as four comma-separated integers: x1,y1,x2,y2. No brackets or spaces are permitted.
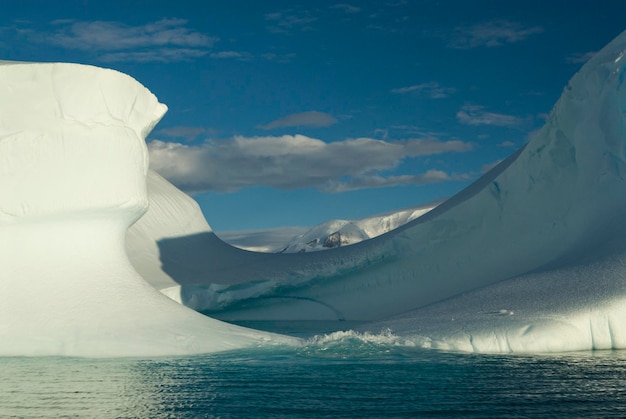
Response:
566,51,596,64
456,105,525,128
391,82,456,98
258,111,338,130
33,19,216,62
148,134,473,193
322,170,456,193
330,4,361,14
49,18,215,49
448,20,543,49
210,51,253,60
498,141,516,148
386,0,408,5
260,52,297,63
265,10,317,33
99,48,209,63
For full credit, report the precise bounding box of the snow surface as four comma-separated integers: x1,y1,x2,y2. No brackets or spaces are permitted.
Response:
279,205,435,253
126,30,626,353
0,62,296,357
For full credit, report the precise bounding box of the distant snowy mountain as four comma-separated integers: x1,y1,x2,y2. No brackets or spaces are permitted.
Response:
279,205,436,253
217,205,436,253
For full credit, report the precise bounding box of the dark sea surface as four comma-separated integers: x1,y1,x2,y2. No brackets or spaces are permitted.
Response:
2,325,626,418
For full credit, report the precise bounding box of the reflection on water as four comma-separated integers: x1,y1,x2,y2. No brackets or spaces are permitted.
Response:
3,347,626,417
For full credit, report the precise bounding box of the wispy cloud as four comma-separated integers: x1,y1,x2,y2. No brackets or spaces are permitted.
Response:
100,48,208,63
391,82,455,98
448,20,543,49
31,18,216,62
566,51,596,64
456,105,525,128
155,126,216,142
323,170,462,193
260,52,297,63
386,0,408,6
148,135,473,193
498,140,516,148
210,50,253,61
265,10,317,33
330,4,361,14
207,50,294,62
258,111,338,130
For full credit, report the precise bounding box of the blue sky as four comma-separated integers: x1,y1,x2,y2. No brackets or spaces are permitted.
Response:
2,1,625,230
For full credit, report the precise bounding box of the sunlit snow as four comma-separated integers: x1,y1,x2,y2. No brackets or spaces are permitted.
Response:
0,62,296,357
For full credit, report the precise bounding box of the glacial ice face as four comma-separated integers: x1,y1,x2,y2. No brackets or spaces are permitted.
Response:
132,30,626,354
0,62,296,357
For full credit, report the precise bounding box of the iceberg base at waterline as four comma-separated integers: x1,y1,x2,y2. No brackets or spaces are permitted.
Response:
0,217,295,357
366,242,626,353
0,62,296,357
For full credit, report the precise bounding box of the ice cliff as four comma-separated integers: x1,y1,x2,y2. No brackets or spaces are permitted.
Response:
0,62,295,357
129,30,626,353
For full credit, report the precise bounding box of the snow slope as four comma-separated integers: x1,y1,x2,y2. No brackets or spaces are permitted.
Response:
280,205,434,253
130,30,626,353
0,62,296,357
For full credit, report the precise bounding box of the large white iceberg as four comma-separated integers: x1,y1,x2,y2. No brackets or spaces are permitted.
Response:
5,28,626,356
127,30,626,352
0,62,296,357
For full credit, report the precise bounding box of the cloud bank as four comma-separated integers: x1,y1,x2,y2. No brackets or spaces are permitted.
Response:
148,134,473,193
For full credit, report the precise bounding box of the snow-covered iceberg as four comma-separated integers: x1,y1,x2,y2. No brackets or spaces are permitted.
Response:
0,62,296,357
129,30,626,353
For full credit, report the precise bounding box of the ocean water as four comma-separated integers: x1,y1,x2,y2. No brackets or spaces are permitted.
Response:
2,327,626,418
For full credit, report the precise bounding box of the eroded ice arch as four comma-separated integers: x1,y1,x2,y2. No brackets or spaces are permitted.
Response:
0,62,295,357
130,30,626,338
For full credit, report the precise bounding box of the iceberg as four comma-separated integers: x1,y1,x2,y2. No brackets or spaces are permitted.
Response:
129,30,626,352
0,62,296,357
6,27,626,356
